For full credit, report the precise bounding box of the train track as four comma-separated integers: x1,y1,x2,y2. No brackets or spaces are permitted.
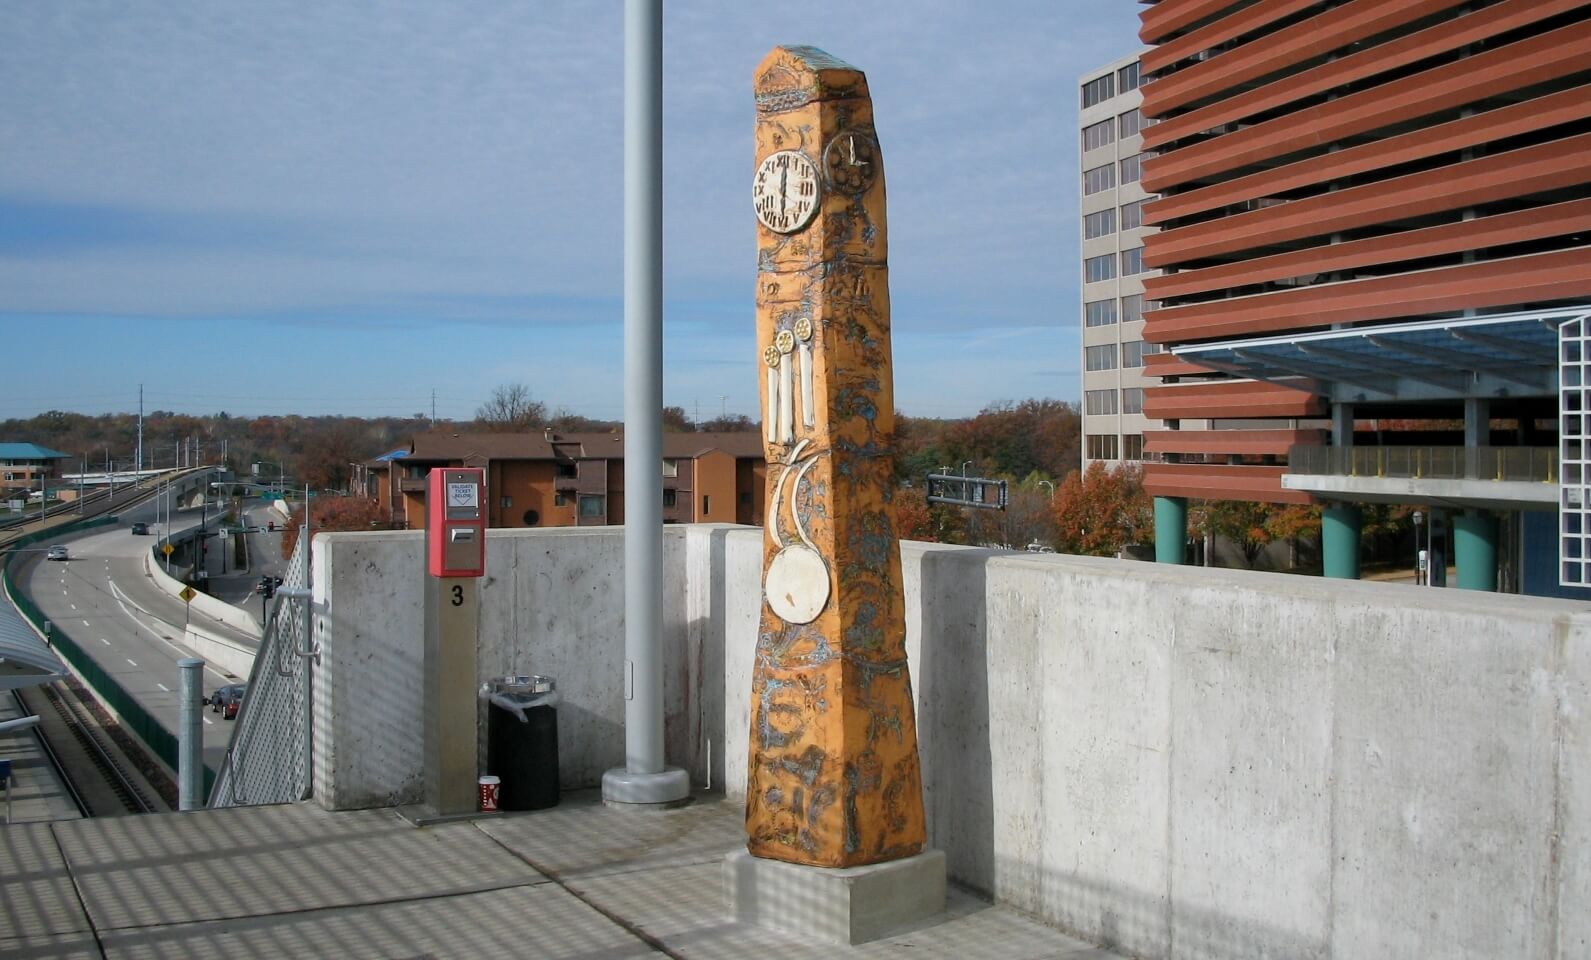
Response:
14,680,163,816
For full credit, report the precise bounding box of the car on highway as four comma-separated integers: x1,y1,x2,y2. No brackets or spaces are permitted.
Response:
206,684,247,719
46,545,69,561
130,522,149,535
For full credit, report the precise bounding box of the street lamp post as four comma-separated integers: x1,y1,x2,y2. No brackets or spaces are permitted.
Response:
1038,479,1055,498
1412,510,1425,586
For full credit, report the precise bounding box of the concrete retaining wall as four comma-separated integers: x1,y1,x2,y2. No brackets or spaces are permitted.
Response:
310,524,1591,959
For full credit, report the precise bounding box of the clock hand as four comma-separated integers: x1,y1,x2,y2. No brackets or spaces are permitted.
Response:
779,166,788,218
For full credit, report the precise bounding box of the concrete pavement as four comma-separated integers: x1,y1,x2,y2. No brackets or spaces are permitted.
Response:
1,791,1120,960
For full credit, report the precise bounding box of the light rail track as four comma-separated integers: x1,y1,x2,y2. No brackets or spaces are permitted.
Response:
15,680,160,816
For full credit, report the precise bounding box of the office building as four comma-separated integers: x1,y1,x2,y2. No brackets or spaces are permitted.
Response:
1077,53,1165,471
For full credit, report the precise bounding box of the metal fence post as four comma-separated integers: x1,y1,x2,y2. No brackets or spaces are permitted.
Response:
178,658,205,810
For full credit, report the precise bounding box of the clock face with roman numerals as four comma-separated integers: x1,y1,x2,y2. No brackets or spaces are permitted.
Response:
753,150,821,234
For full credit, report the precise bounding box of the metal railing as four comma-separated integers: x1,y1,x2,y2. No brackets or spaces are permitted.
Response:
209,531,314,807
1287,445,1557,483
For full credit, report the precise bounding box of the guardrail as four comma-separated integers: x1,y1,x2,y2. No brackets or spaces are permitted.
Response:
1287,445,1557,483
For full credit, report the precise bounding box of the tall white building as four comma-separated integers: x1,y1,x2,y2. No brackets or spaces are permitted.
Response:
1078,53,1159,472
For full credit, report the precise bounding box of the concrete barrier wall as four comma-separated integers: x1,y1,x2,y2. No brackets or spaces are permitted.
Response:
143,548,262,640
311,525,1591,959
310,526,703,809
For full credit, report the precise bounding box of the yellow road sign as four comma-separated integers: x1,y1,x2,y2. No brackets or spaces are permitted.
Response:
162,543,175,556
179,586,196,604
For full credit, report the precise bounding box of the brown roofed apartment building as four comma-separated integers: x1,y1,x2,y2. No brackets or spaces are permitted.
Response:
358,431,767,532
1134,0,1591,596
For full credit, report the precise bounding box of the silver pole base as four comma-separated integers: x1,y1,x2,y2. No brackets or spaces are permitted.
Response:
601,765,690,807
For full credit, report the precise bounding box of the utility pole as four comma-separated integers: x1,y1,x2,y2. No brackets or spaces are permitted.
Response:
431,389,437,423
136,384,144,485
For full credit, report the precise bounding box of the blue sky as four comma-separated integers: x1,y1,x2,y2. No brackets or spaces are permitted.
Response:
0,2,1143,422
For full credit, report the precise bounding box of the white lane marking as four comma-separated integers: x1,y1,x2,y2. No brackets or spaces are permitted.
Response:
203,717,213,726
127,659,138,667
70,604,77,610
100,637,111,645
107,581,233,683
156,682,169,692
82,619,90,626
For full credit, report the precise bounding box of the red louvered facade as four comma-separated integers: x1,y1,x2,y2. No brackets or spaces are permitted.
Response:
1136,0,1591,503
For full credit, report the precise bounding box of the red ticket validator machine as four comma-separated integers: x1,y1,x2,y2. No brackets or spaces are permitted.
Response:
427,468,486,577
417,467,485,822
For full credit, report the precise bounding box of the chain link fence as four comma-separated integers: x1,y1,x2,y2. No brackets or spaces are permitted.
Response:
209,530,314,807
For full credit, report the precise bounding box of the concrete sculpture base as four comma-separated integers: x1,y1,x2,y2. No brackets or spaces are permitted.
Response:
724,847,946,945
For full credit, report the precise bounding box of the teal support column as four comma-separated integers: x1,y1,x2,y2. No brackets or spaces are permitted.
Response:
1154,496,1187,564
1454,510,1498,591
1321,505,1362,580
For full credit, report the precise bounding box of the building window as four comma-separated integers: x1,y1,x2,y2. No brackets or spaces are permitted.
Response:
662,458,678,478
1121,198,1149,230
662,488,677,508
1082,73,1115,108
522,509,540,526
1085,344,1118,371
1082,118,1114,152
1121,293,1145,324
1118,108,1143,138
1084,253,1116,283
702,495,711,516
1087,434,1120,460
1124,435,1145,460
1083,208,1115,240
578,494,604,518
1085,389,1118,416
1123,388,1144,414
1122,340,1163,368
1085,299,1118,327
1119,153,1143,185
1083,163,1116,196
1121,246,1145,276
500,496,512,509
557,462,577,478
2,473,11,481
1118,61,1140,93
554,492,567,506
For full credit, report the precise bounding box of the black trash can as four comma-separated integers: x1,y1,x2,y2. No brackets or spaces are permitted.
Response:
487,675,560,811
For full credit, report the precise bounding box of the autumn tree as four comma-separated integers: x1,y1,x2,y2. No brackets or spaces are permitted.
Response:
474,383,546,431
891,484,965,543
661,406,695,432
1052,462,1152,556
1199,499,1274,567
1263,503,1321,570
294,426,362,492
280,496,392,559
698,414,758,433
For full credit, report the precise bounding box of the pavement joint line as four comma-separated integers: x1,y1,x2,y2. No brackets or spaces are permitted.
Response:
48,822,110,959
65,875,558,935
474,823,684,959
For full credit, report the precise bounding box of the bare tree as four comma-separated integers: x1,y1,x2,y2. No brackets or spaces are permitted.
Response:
474,383,547,432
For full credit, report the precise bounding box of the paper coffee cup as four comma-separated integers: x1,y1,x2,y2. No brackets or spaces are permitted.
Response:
478,775,501,812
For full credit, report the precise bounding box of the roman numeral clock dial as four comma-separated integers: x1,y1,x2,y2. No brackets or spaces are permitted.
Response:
752,150,820,234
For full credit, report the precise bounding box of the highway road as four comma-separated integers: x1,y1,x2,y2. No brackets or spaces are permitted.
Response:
13,486,287,775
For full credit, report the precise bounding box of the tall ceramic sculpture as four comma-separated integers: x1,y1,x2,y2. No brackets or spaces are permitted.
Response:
745,45,925,868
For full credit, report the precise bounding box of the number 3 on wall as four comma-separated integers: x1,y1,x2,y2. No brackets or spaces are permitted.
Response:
450,584,463,607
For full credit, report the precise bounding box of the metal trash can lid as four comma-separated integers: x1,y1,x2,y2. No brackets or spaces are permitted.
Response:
493,674,555,696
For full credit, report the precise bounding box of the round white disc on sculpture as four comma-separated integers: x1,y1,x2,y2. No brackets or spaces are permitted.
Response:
765,544,830,624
